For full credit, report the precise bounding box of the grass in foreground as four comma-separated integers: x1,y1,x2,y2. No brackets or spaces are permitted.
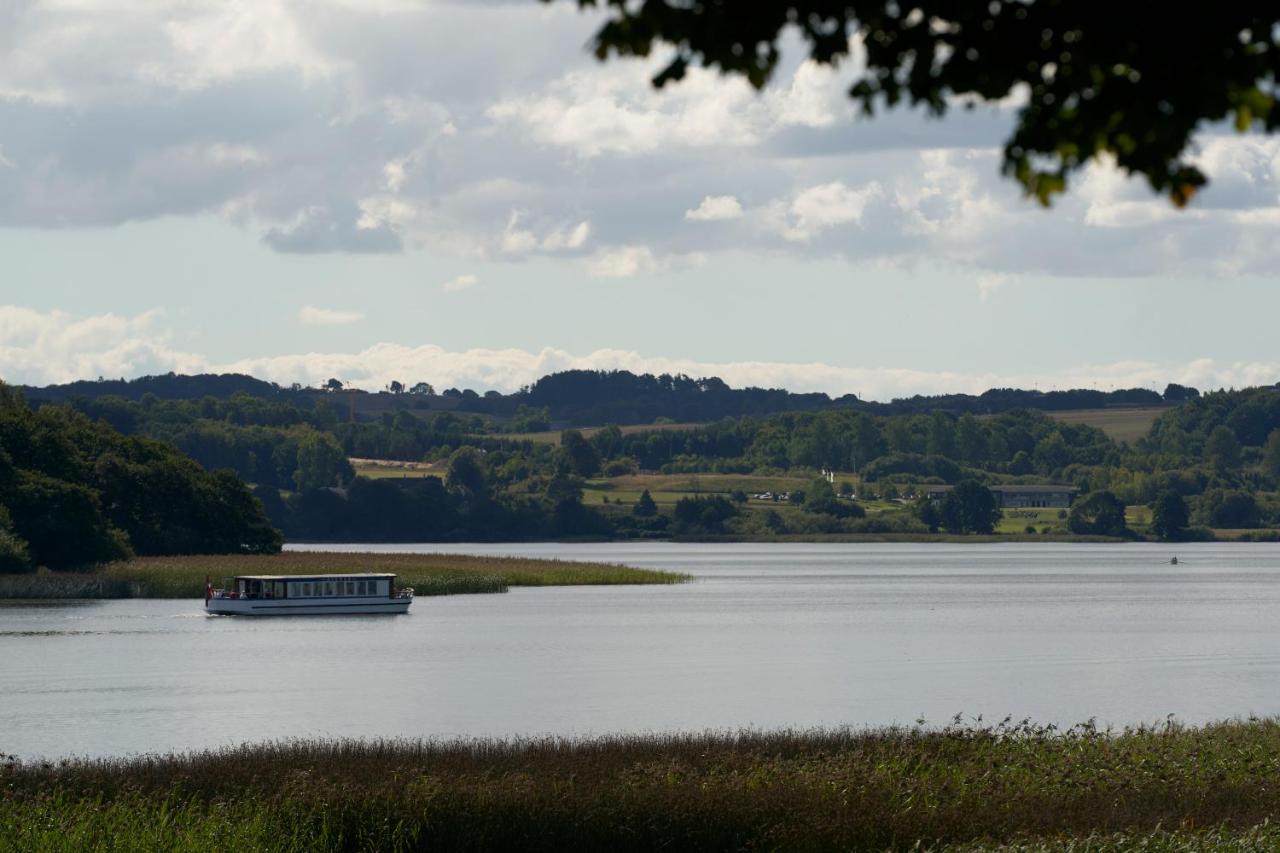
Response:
5,718,1280,851
0,552,688,600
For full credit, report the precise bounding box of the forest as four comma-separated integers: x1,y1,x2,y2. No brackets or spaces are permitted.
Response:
9,371,1280,554
0,384,281,573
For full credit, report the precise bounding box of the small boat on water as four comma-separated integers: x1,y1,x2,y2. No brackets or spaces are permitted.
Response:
205,573,413,616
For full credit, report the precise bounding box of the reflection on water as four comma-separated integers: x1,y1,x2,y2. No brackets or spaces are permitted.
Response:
3,542,1280,759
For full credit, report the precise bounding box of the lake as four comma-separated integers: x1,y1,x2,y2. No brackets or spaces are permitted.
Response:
4,542,1280,759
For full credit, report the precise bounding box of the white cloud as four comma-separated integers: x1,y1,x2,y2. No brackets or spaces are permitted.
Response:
298,305,364,326
5,306,1279,399
487,65,769,157
685,195,743,222
977,273,1010,302
441,273,478,292
0,306,203,384
765,181,883,242
500,212,590,255
585,245,656,278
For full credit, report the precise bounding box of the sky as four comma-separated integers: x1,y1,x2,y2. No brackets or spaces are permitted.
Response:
2,0,1280,401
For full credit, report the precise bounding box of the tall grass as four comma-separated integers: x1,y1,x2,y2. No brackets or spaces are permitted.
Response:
0,552,688,600
7,718,1280,851
0,572,140,599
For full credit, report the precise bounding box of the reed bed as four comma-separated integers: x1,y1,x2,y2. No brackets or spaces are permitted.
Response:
0,572,141,600
6,718,1280,851
0,552,688,600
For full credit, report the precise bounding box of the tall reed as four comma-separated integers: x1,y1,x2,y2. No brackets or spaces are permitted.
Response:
7,718,1280,851
0,552,687,600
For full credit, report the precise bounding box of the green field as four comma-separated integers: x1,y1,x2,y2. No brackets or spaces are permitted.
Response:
995,507,1069,535
490,421,706,445
8,719,1280,851
1046,406,1169,444
350,457,443,479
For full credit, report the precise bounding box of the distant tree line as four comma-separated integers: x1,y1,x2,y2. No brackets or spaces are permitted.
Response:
23,370,1204,429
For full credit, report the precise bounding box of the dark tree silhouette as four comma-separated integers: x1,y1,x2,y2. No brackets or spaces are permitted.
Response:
553,1,1280,204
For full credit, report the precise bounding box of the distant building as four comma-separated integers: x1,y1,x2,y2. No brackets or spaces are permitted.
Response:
924,484,1078,509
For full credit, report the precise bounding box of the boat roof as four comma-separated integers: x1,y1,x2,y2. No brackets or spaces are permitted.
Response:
234,573,396,581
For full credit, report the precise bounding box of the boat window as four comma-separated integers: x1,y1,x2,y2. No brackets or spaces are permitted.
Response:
325,582,335,596
346,581,355,596
358,581,367,595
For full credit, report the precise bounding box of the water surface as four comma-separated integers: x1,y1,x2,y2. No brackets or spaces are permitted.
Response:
4,542,1280,759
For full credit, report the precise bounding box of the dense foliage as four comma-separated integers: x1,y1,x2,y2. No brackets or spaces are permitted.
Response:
0,384,280,572
20,372,1280,541
554,1,1280,205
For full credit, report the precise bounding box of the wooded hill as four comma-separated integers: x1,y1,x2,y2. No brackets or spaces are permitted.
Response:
23,370,1206,428
0,383,281,572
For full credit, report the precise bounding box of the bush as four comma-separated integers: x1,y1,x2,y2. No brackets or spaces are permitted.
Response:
603,457,639,477
1068,491,1129,537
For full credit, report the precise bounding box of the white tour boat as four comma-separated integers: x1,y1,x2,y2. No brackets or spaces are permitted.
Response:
205,573,413,616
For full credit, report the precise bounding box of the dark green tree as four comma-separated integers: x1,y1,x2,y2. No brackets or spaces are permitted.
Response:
925,413,955,458
1032,432,1070,474
445,447,488,499
560,429,602,477
293,431,352,491
914,497,941,533
6,470,132,570
554,1,1280,204
803,478,839,514
1262,429,1280,480
1151,491,1190,541
955,413,988,464
633,488,657,517
1068,491,1128,537
1205,425,1242,473
672,495,738,534
939,480,1001,535
1199,489,1260,528
1009,450,1033,475
0,505,32,574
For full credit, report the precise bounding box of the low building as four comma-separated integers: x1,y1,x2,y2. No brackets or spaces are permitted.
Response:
924,484,1078,509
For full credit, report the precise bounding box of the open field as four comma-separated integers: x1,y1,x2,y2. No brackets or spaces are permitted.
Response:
1046,406,1169,444
995,508,1068,535
490,421,706,445
0,553,687,600
585,473,813,513
351,457,444,480
6,719,1280,851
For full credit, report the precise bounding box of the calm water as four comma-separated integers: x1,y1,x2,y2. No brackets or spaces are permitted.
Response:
4,542,1280,759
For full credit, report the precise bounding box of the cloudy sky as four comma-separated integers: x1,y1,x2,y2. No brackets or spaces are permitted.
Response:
3,0,1279,400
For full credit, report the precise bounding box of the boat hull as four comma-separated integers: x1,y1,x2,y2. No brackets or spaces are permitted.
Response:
206,596,411,616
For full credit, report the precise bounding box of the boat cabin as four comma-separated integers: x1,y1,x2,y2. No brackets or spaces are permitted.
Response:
227,574,396,600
